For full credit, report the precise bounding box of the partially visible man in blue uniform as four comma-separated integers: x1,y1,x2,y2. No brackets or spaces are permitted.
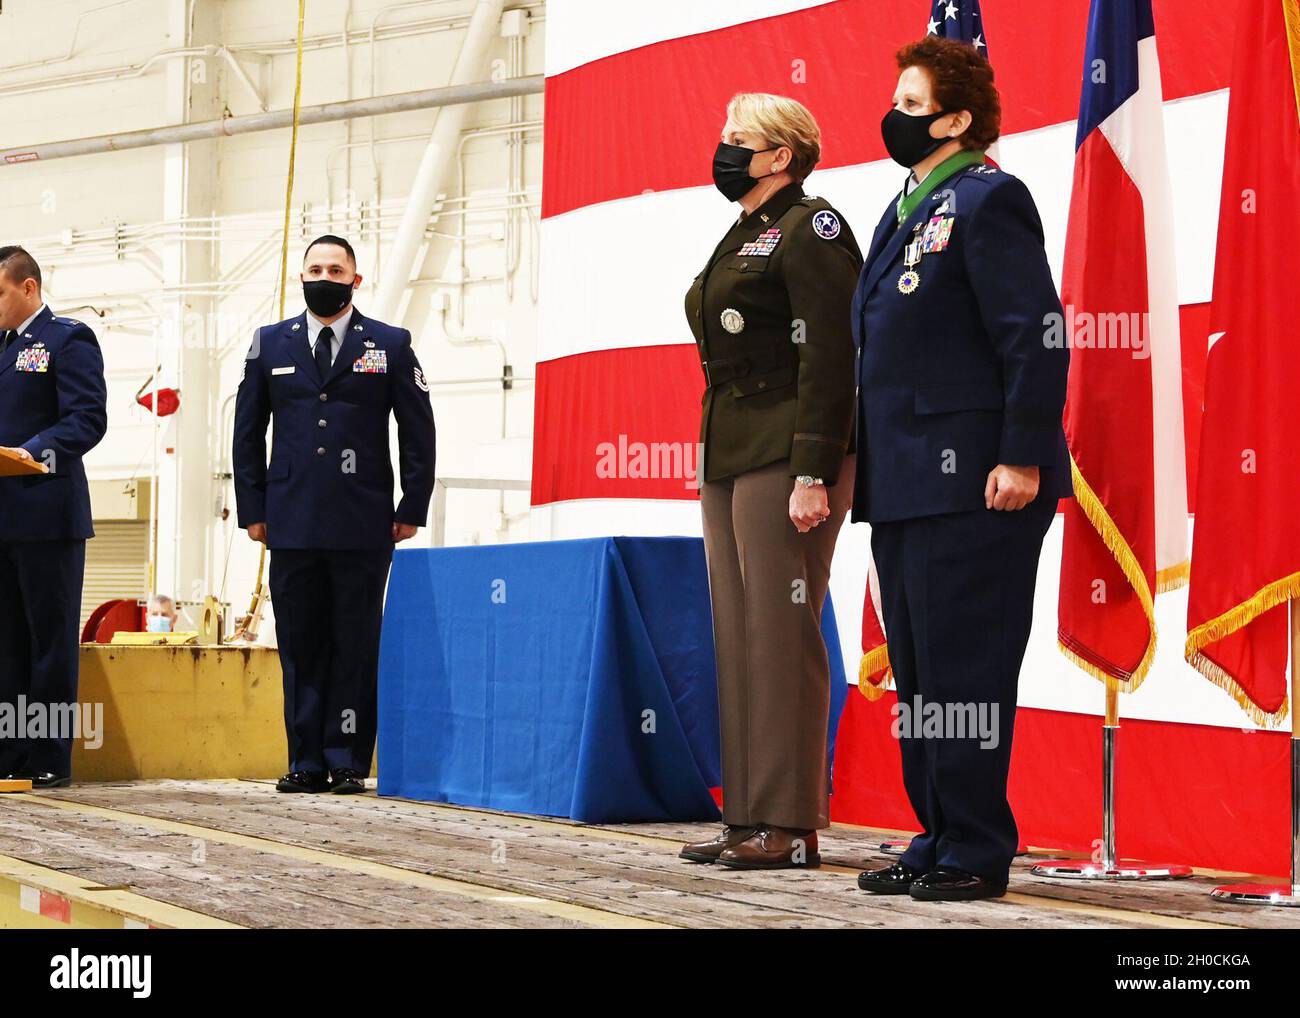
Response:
852,39,1070,901
233,235,436,795
0,246,108,788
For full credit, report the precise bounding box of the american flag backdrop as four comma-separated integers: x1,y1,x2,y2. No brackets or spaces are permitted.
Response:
529,1,1300,873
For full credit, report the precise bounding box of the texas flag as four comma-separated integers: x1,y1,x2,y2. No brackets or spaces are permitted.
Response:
1056,0,1189,691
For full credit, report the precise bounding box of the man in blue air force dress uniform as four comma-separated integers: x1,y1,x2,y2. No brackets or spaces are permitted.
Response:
0,246,108,788
853,38,1070,901
233,235,436,794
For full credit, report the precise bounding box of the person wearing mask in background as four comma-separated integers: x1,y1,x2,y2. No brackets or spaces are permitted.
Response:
852,38,1070,902
679,94,862,870
0,246,108,788
146,594,179,633
233,235,436,796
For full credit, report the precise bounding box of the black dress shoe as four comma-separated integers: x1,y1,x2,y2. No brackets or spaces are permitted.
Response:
909,867,1008,901
3,772,69,789
857,861,924,894
276,770,329,793
328,769,366,794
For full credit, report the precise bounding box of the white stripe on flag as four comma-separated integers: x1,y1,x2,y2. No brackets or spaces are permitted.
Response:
544,0,839,76
1098,36,1189,576
539,94,1225,365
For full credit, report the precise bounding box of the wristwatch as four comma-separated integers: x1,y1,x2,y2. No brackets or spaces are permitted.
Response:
795,475,825,487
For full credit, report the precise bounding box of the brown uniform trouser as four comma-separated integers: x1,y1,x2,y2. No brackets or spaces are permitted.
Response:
700,455,856,831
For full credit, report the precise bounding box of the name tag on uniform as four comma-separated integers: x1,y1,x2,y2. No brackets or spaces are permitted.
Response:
15,347,49,373
353,349,387,374
272,366,296,376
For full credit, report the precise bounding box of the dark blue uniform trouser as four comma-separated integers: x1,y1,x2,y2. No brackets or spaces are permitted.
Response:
269,546,393,776
0,539,86,777
870,496,1055,883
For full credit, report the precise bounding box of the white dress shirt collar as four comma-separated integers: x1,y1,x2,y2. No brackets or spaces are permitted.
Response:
300,304,351,364
14,304,47,337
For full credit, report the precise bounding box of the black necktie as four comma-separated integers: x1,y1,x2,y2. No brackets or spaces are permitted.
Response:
0,330,12,354
314,326,334,381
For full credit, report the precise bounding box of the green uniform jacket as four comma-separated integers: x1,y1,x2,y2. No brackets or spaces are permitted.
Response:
685,182,862,485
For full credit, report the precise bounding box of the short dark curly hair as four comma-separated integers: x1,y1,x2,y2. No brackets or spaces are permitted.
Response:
896,36,1001,151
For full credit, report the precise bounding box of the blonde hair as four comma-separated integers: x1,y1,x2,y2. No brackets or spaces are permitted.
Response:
725,93,822,182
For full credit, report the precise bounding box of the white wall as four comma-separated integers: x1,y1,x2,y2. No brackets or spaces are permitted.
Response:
0,0,544,632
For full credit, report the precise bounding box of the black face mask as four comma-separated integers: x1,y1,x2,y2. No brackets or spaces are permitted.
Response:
712,142,779,202
303,278,355,318
880,108,950,168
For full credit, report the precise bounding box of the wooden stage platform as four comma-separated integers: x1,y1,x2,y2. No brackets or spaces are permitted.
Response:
0,780,1292,929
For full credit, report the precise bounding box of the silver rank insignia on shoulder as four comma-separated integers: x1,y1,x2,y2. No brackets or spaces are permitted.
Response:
812,210,841,240
413,366,429,392
720,308,745,334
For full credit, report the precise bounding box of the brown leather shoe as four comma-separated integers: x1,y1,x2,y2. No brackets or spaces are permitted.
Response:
679,825,757,863
717,826,820,869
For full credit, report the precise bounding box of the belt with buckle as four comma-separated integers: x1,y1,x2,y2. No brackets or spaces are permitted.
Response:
702,350,791,389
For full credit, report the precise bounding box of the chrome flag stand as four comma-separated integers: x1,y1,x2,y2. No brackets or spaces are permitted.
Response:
1210,603,1300,906
1033,686,1192,880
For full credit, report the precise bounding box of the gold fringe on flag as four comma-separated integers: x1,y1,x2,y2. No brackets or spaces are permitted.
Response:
1285,0,1300,126
857,644,893,701
1157,559,1190,594
1184,571,1300,729
1060,454,1163,693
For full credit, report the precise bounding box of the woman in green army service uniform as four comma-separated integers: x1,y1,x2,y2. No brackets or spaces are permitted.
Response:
679,93,862,870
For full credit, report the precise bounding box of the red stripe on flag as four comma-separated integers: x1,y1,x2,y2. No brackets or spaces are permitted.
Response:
542,0,1236,219
832,691,1295,876
531,346,704,505
1179,301,1211,512
534,304,1212,509
1057,131,1158,688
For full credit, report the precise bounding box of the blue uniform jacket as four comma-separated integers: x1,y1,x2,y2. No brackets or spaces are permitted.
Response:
850,164,1072,524
0,306,108,542
233,308,437,550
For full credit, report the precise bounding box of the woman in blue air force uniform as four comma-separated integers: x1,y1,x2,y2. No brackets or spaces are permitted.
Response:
851,37,1071,902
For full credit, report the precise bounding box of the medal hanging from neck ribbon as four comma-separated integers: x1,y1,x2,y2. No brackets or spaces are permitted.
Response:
898,222,924,295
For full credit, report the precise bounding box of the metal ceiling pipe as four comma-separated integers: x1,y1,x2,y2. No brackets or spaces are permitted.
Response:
372,0,508,321
0,73,542,167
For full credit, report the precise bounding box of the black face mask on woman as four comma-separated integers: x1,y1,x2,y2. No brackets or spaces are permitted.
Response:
302,278,356,318
880,108,950,168
712,141,779,202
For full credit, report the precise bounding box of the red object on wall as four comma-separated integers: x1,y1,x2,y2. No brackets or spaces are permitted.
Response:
136,387,181,417
81,599,145,643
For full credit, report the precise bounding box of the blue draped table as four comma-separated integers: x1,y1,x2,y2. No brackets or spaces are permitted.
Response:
377,536,848,823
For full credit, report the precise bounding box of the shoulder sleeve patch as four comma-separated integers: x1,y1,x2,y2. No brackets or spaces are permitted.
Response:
811,209,842,240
